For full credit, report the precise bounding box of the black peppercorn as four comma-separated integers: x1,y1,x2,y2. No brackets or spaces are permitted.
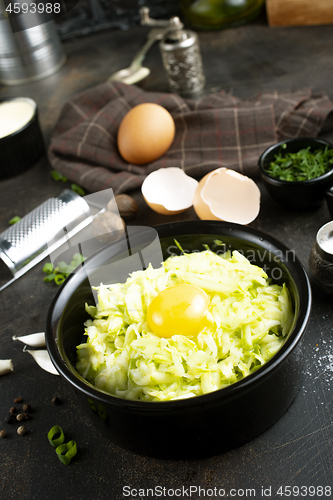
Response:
23,413,30,420
51,396,61,405
14,397,23,403
9,406,16,414
22,403,31,413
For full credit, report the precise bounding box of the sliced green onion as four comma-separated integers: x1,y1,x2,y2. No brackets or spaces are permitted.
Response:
56,440,77,465
54,274,66,286
51,170,68,182
174,239,185,253
87,398,97,412
98,403,107,419
48,425,65,447
43,253,86,285
71,184,85,196
9,216,21,225
43,273,57,282
55,261,71,274
43,263,54,274
71,253,85,266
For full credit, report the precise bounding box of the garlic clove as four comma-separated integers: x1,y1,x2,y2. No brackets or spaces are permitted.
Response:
12,332,46,347
23,347,59,375
0,359,13,375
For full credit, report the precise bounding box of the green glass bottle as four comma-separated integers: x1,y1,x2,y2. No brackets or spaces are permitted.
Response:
181,0,265,30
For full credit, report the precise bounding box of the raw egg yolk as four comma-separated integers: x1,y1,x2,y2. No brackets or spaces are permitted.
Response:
147,284,209,338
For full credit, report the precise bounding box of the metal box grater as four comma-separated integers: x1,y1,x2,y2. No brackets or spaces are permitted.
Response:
0,189,91,290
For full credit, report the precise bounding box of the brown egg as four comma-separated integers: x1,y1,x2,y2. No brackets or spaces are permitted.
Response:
117,103,175,165
193,168,261,225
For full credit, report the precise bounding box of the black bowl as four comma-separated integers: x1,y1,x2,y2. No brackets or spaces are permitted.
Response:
259,138,333,209
46,221,311,458
0,97,45,179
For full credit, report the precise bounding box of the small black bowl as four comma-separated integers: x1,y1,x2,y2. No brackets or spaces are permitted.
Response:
259,138,333,209
46,221,311,458
0,97,45,179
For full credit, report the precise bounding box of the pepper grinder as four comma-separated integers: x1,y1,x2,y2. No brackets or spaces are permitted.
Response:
309,221,333,294
140,6,205,96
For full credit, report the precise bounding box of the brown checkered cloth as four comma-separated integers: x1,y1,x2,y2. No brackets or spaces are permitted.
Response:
48,82,333,194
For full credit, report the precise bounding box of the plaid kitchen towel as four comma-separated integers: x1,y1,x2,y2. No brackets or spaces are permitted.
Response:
48,82,333,194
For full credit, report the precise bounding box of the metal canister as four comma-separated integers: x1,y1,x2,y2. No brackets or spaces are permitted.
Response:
159,17,205,96
0,0,66,85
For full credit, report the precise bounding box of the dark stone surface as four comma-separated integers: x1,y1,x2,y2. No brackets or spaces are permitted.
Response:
1,12,333,499
56,0,181,39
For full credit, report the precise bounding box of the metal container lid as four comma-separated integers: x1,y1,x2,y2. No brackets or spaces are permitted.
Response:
160,17,196,51
0,0,66,86
316,221,333,263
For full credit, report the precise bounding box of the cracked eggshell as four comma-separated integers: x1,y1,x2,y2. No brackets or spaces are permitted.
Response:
193,168,261,224
141,167,199,215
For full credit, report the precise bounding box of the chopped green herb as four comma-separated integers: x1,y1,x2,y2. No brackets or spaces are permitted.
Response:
51,170,68,182
71,183,85,196
265,144,333,182
9,216,21,225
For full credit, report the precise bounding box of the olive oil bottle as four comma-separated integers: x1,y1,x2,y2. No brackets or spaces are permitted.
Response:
181,0,265,30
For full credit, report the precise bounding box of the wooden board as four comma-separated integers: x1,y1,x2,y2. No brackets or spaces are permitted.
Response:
266,0,333,27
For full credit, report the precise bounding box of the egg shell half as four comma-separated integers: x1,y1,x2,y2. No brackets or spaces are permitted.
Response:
117,103,175,165
142,167,199,215
193,168,261,224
